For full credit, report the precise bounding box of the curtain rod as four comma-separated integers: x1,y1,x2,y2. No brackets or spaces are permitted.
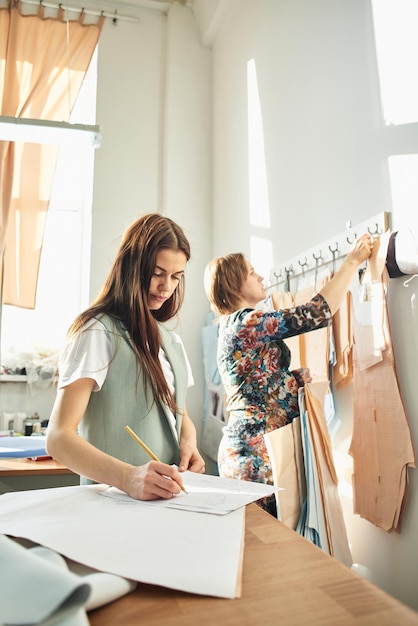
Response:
16,0,142,23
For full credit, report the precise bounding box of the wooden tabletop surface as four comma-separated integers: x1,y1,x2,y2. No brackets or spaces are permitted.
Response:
0,457,76,476
88,502,418,626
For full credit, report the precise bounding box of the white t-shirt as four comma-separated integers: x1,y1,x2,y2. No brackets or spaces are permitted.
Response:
58,318,194,393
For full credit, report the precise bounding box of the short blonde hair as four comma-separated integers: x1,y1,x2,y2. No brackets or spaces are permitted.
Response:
204,253,247,315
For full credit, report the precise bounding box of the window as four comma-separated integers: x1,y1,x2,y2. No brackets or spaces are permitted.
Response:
0,51,98,371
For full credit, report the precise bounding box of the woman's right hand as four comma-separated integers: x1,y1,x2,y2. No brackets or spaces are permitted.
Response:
346,233,374,266
124,461,185,500
319,233,374,315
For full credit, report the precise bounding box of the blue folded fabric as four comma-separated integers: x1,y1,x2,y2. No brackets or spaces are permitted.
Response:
0,435,47,457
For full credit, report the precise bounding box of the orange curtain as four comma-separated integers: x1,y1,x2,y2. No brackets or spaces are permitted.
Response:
0,1,103,308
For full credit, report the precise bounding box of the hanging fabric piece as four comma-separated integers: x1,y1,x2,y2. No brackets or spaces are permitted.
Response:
349,231,416,531
295,385,353,565
296,386,330,554
0,1,104,307
294,280,352,563
302,384,352,566
269,280,352,564
332,291,353,389
264,417,306,530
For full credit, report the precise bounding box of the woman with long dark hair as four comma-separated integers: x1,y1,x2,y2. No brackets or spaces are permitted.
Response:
47,213,205,500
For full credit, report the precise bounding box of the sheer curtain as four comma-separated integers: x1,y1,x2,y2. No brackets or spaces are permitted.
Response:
0,0,103,308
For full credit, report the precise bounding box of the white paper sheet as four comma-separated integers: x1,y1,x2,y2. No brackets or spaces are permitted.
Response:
0,482,247,599
100,470,279,514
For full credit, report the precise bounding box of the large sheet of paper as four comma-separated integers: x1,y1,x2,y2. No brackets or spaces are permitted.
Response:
0,475,276,598
102,470,278,515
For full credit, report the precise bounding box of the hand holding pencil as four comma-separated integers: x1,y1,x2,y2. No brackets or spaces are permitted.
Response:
125,425,188,495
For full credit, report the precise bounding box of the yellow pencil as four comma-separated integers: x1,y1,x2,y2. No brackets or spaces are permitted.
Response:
124,425,188,494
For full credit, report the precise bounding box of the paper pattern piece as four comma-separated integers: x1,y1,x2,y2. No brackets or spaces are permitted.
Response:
264,418,305,529
0,482,249,599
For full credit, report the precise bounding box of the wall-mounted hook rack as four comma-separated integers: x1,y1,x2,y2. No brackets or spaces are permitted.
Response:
266,211,390,291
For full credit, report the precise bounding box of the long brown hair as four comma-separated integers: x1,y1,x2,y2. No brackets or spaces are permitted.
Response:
69,213,191,413
204,253,247,316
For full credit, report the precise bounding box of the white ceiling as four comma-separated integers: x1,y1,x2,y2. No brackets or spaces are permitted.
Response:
74,0,232,46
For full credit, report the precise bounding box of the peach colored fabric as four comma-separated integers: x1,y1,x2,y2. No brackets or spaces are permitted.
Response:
271,285,352,562
264,417,305,530
297,290,329,384
332,292,353,389
0,1,103,307
349,233,416,531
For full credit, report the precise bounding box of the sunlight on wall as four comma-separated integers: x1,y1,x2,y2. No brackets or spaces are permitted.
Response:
247,59,270,228
247,59,273,280
250,236,273,284
372,0,418,236
372,0,418,125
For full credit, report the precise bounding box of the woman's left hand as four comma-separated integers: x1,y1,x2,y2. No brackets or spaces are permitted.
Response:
178,442,206,474
178,408,206,473
293,367,312,386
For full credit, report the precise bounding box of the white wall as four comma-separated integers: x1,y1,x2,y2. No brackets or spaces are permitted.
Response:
198,0,418,612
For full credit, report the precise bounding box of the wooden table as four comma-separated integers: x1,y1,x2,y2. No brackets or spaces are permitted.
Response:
88,503,418,626
0,457,79,494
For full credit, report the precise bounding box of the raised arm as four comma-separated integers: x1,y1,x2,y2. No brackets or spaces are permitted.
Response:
319,233,373,314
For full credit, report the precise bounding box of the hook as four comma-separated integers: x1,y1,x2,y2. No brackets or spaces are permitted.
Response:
367,223,380,236
298,257,308,277
284,265,293,292
329,243,339,274
312,251,322,292
271,269,282,289
346,233,357,245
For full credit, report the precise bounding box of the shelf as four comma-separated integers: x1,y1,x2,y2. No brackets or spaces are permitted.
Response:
0,375,28,383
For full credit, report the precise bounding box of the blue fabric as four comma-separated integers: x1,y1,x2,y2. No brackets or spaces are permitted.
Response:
0,435,47,457
295,389,329,551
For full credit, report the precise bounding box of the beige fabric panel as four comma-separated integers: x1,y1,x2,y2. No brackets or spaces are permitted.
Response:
349,232,416,531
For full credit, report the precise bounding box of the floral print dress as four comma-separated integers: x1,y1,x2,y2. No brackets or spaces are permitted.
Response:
217,294,332,489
